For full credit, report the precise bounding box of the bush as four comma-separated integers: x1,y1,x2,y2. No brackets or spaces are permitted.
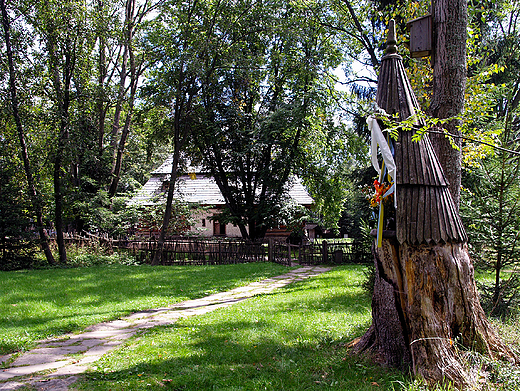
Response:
478,275,520,319
64,242,142,267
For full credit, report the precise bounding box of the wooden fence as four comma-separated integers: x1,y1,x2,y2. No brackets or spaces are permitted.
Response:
269,239,371,266
118,239,266,265
60,233,371,266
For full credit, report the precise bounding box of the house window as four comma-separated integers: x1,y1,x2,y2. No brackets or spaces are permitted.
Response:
213,221,226,236
202,219,206,227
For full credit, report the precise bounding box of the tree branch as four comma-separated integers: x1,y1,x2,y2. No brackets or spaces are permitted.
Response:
428,129,520,156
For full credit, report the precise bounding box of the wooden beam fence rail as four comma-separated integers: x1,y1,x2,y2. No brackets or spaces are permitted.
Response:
269,240,299,266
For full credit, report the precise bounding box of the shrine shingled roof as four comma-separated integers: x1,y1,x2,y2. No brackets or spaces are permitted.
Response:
375,20,466,245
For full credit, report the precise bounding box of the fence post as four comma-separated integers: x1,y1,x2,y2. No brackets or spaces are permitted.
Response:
322,240,328,264
268,238,273,263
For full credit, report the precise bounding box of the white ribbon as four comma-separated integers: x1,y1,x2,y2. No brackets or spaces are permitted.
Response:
368,115,396,186
368,115,398,247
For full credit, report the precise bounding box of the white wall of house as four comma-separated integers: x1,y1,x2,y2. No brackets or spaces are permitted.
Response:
189,208,243,238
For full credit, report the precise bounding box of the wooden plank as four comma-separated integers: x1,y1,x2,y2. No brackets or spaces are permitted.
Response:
406,187,414,243
410,185,419,244
436,187,448,243
417,186,425,244
418,138,430,185
425,136,447,186
402,132,412,184
430,187,441,243
423,185,432,243
409,133,419,185
445,187,467,242
438,188,453,241
396,134,406,185
396,186,407,243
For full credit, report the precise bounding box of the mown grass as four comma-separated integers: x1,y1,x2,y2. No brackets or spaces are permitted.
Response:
2,263,519,390
75,265,410,390
0,262,289,355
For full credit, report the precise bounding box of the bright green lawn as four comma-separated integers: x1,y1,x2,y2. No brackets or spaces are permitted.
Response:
75,265,409,391
0,263,289,355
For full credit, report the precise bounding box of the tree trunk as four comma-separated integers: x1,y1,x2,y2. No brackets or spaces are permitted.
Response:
46,20,72,264
151,146,181,266
354,236,517,387
96,0,108,180
151,70,195,264
108,0,136,197
0,0,55,265
430,0,467,211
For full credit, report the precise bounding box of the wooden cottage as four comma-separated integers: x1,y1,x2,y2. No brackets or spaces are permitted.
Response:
130,155,314,238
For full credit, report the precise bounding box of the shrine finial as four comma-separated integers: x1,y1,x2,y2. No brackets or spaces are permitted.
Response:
385,19,397,55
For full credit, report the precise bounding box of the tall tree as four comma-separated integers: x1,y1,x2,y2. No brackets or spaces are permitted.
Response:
191,0,343,241
0,0,55,265
429,0,467,210
353,20,517,388
461,0,520,318
142,0,213,262
28,0,90,263
107,0,154,197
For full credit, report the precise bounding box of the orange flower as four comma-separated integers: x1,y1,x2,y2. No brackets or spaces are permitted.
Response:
369,180,392,207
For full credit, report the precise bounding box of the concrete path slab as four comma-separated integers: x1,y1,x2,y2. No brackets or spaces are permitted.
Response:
0,265,332,390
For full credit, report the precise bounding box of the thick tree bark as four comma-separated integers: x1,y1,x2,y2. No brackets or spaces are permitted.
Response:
354,237,517,387
1,0,55,265
430,0,467,211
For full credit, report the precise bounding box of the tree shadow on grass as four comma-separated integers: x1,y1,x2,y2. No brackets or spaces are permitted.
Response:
77,272,400,391
80,315,403,391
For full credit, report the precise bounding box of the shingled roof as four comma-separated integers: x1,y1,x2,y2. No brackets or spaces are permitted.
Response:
131,155,314,207
376,21,466,245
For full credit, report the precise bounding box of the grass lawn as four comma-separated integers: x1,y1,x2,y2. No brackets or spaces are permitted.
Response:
2,263,519,390
74,265,410,390
0,262,289,355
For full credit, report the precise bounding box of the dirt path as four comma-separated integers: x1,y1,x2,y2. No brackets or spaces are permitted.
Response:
0,266,332,390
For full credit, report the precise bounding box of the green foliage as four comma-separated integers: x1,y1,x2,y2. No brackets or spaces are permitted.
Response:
140,0,351,240
300,118,369,232
73,190,139,237
0,130,38,270
461,139,520,318
339,166,376,239
478,277,520,319
138,197,205,238
460,1,520,319
63,242,142,267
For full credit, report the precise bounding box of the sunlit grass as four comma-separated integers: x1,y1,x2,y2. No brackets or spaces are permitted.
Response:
0,263,289,355
76,266,409,390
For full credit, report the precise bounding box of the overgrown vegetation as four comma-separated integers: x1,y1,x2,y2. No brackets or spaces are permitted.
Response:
460,0,520,319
